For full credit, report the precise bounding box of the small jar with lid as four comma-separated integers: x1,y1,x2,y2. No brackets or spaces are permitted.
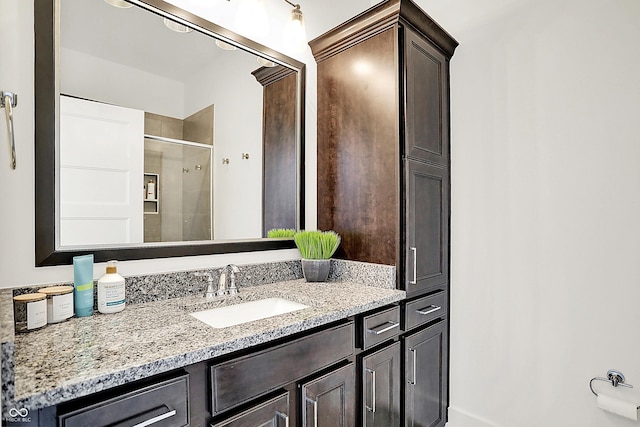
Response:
39,286,74,323
13,293,47,333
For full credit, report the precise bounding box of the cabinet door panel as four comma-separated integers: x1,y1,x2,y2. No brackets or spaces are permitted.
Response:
404,320,448,427
362,342,401,427
211,392,290,427
302,363,355,427
404,28,450,166
405,160,449,296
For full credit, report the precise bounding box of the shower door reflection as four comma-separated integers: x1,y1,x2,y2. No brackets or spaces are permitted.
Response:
144,136,213,242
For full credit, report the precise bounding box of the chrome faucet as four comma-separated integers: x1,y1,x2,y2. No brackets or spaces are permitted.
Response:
193,272,217,298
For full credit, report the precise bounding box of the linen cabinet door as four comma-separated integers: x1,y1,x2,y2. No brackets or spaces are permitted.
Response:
362,342,401,427
404,27,450,166
404,160,449,296
301,363,356,427
404,320,448,427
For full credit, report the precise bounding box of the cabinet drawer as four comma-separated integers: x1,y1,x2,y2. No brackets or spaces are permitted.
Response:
59,374,189,427
361,306,400,350
404,291,447,331
211,322,354,414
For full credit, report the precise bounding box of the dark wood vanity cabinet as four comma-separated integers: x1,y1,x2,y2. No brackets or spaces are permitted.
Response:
404,320,448,427
301,363,356,427
311,2,456,425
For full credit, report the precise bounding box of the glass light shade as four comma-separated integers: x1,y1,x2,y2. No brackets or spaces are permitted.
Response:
257,57,276,67
235,0,269,38
215,40,238,51
284,5,307,53
104,0,133,8
163,18,193,33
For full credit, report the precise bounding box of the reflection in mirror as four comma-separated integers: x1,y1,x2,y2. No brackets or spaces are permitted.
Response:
34,0,305,265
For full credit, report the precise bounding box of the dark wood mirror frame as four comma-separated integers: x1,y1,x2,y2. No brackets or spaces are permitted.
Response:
34,0,305,266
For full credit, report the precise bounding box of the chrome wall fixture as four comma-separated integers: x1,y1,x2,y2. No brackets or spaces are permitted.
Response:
1,91,17,170
589,369,634,396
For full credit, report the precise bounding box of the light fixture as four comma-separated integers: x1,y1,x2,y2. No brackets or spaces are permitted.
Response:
103,0,133,8
283,1,307,53
215,40,238,51
257,57,277,67
163,17,193,33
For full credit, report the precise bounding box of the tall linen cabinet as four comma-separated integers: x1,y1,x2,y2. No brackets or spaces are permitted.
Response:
310,0,457,425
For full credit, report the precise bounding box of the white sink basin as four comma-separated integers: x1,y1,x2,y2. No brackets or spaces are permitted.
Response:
190,297,310,329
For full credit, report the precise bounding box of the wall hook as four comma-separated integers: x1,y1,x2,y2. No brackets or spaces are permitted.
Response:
1,91,17,170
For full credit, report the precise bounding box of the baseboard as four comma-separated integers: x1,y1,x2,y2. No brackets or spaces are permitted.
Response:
446,406,502,427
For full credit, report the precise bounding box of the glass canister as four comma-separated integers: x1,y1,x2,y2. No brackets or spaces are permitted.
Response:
13,293,47,333
39,286,74,323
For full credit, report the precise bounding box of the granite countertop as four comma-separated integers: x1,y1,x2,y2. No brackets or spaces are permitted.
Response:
5,279,404,410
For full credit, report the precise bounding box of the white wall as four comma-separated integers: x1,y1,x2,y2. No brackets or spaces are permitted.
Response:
184,53,264,239
60,48,186,119
444,0,640,426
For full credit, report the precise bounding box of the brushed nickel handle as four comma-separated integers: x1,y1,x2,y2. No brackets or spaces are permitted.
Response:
416,305,441,316
366,320,399,335
131,409,176,427
409,348,417,385
409,247,417,284
365,368,376,413
306,397,318,427
276,411,290,427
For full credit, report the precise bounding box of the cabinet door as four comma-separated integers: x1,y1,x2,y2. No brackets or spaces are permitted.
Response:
404,160,449,296
211,392,290,427
404,27,450,166
404,320,448,427
301,363,355,427
362,342,401,427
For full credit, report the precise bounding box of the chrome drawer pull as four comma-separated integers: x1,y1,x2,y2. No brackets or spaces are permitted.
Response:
416,305,441,316
365,368,376,413
276,411,290,427
1,91,17,170
132,409,176,427
366,320,399,335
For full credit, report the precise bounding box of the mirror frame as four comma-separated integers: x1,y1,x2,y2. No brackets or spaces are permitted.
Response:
34,0,305,266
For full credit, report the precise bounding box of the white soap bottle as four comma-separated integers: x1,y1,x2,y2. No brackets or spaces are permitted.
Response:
97,260,126,314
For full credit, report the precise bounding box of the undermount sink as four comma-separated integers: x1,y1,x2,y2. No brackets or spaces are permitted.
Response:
190,297,310,329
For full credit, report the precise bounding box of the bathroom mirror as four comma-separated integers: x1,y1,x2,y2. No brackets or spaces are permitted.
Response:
35,0,305,266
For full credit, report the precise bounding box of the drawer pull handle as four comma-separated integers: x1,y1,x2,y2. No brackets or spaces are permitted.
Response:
306,397,318,427
277,411,290,427
132,409,177,427
409,247,417,284
409,348,417,385
416,305,441,316
366,321,399,335
365,368,376,413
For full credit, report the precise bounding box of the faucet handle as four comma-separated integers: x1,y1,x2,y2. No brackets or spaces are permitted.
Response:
226,264,240,295
194,271,217,298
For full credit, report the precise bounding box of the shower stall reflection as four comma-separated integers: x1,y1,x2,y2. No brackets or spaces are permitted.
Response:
144,136,213,242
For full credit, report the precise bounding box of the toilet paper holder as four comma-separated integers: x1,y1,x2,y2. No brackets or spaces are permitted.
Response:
590,370,634,396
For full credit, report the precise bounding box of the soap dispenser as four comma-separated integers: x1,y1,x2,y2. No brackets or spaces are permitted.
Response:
97,260,126,314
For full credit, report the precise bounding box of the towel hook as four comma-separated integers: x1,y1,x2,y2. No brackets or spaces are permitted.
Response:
590,369,634,396
1,91,17,170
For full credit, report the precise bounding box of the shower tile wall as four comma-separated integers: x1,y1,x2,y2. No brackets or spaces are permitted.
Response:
144,108,213,243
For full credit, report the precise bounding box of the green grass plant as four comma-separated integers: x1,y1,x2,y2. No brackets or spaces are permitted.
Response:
294,230,341,259
267,228,296,238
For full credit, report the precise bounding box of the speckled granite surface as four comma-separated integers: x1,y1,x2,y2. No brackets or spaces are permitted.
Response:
3,279,404,411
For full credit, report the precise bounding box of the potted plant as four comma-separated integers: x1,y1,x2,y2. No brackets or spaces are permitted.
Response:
294,230,341,282
267,228,296,238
